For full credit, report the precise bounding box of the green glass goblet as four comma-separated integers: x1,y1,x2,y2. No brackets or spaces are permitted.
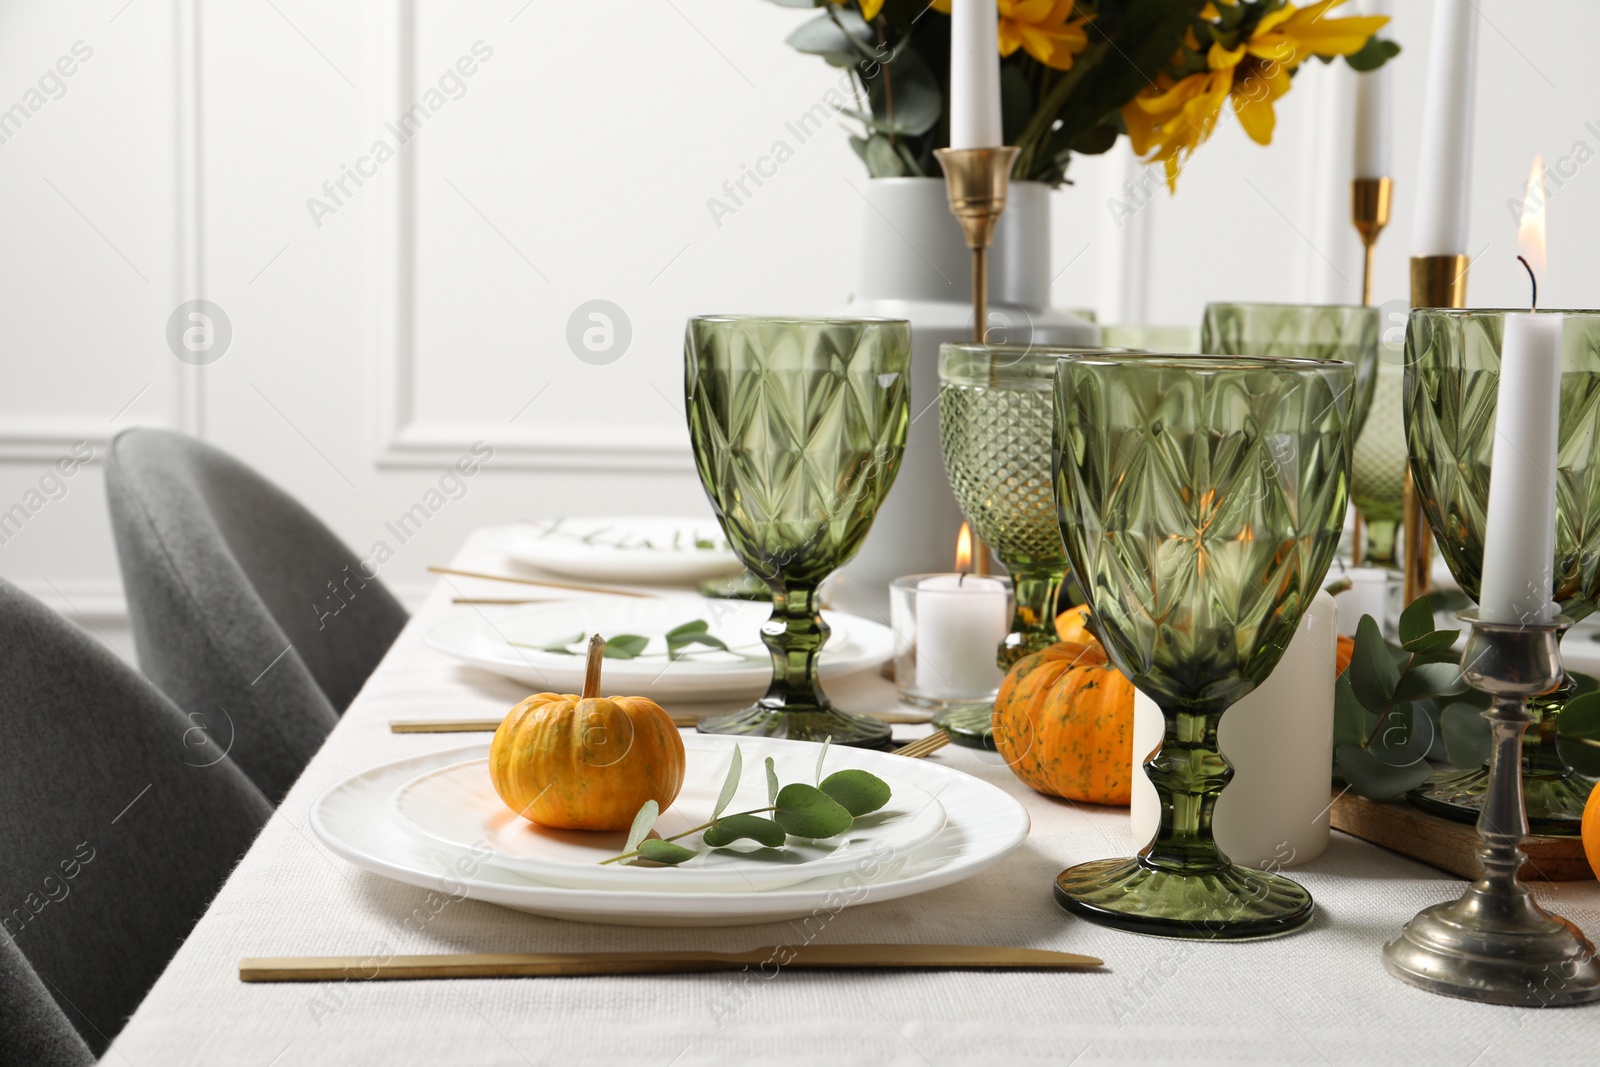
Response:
935,343,1124,748
1405,308,1600,833
684,315,910,748
1349,358,1409,568
1201,302,1380,442
1049,353,1352,939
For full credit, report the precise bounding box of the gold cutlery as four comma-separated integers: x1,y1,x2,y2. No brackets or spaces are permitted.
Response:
894,730,951,760
428,566,656,599
390,715,940,735
240,943,1100,982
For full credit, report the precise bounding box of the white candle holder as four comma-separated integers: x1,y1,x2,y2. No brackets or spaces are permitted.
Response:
889,573,1012,711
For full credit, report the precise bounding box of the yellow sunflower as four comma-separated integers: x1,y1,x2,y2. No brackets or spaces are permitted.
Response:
832,0,886,21
1124,0,1388,190
930,0,1092,71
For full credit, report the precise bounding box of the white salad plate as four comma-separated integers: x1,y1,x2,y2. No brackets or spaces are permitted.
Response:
389,737,947,892
484,517,742,584
424,596,894,700
309,735,1030,926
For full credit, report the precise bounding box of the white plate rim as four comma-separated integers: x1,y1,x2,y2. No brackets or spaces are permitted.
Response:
309,736,1030,925
483,518,741,582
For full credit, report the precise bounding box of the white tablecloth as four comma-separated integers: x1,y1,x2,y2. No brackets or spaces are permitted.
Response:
111,531,1600,1066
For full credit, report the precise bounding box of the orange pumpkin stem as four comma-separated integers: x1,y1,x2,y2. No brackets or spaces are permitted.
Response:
582,634,606,699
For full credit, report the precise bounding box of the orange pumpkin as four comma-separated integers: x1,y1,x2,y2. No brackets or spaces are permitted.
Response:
489,635,685,831
1054,604,1093,646
1583,781,1600,880
992,636,1136,806
1336,634,1355,676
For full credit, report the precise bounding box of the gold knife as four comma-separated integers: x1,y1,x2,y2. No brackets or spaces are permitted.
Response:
240,944,1102,982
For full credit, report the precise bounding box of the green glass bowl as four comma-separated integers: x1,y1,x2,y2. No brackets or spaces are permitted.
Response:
1405,308,1600,831
1051,352,1352,939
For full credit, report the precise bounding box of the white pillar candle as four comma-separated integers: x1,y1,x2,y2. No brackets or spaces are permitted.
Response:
1130,591,1338,868
915,574,1008,698
948,0,1002,150
1411,0,1479,255
1352,0,1394,178
1478,313,1562,624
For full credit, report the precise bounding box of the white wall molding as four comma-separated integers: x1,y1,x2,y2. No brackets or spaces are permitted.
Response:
368,0,692,473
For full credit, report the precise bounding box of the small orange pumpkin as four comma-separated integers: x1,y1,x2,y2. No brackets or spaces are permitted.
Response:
489,635,685,831
1582,781,1600,880
1054,604,1093,646
992,633,1136,806
1336,634,1355,676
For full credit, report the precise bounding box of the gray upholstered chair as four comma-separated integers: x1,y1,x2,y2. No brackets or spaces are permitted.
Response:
106,428,407,802
0,936,92,1067
0,579,269,1057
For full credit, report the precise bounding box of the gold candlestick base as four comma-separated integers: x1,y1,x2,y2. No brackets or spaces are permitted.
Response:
1402,254,1471,605
934,146,1020,344
1352,177,1392,307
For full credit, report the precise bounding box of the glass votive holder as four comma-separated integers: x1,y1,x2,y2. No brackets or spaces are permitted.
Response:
889,573,1012,710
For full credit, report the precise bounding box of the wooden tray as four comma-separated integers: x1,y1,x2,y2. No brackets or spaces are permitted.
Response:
1329,791,1594,882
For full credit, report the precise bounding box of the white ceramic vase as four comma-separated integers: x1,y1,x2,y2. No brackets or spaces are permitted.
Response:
833,178,1098,618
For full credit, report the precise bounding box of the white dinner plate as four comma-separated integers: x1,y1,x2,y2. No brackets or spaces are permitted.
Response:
424,596,894,700
309,735,1030,926
484,518,742,584
390,738,947,892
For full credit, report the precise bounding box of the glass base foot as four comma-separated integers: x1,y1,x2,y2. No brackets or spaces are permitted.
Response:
1053,857,1314,941
930,703,995,750
696,704,890,748
696,571,771,601
1408,766,1598,837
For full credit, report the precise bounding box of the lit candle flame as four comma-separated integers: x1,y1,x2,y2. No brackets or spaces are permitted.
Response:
1517,155,1548,288
955,522,973,573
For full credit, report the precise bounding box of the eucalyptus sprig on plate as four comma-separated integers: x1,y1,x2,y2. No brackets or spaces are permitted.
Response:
601,739,895,867
511,619,753,661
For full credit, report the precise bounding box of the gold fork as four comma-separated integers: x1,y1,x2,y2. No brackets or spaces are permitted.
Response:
895,730,951,760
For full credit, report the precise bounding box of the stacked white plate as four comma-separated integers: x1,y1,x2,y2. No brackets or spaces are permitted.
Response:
311,734,1030,926
484,517,742,584
425,597,895,701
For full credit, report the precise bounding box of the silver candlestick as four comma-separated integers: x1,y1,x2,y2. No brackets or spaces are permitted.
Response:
1383,610,1600,1006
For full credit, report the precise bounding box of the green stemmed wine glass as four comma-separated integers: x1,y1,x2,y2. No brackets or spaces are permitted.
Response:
935,343,1125,748
1405,309,1600,833
685,316,910,748
1050,354,1352,938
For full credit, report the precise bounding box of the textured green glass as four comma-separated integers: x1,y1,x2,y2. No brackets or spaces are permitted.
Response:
1405,309,1600,831
1049,354,1352,938
1202,302,1380,443
685,316,910,748
934,344,1127,748
1350,359,1409,566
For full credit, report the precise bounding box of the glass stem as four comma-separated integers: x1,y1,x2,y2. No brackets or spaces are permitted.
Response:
1001,568,1066,668
1362,518,1400,568
760,584,829,713
1140,704,1232,874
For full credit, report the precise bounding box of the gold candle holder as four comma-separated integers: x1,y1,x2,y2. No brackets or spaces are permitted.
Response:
934,146,1020,344
1404,253,1472,605
1352,177,1393,308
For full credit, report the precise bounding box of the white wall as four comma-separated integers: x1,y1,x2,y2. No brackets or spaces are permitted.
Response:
0,0,1594,659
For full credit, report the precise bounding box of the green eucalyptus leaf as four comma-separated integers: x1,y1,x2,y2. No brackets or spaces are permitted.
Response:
819,769,891,816
1336,741,1434,799
1348,614,1399,710
603,634,649,659
1344,36,1401,73
713,745,743,819
1397,596,1436,646
666,619,710,639
774,783,855,839
1402,629,1463,656
1441,701,1492,769
703,814,787,849
1556,692,1600,777
623,800,658,856
1393,661,1468,703
636,839,698,865
765,756,780,806
1333,673,1369,747
668,630,730,660
785,11,870,62
1572,672,1599,698
863,133,905,176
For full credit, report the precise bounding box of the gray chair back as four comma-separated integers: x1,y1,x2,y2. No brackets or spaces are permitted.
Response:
106,428,406,801
0,935,93,1067
0,579,269,1056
